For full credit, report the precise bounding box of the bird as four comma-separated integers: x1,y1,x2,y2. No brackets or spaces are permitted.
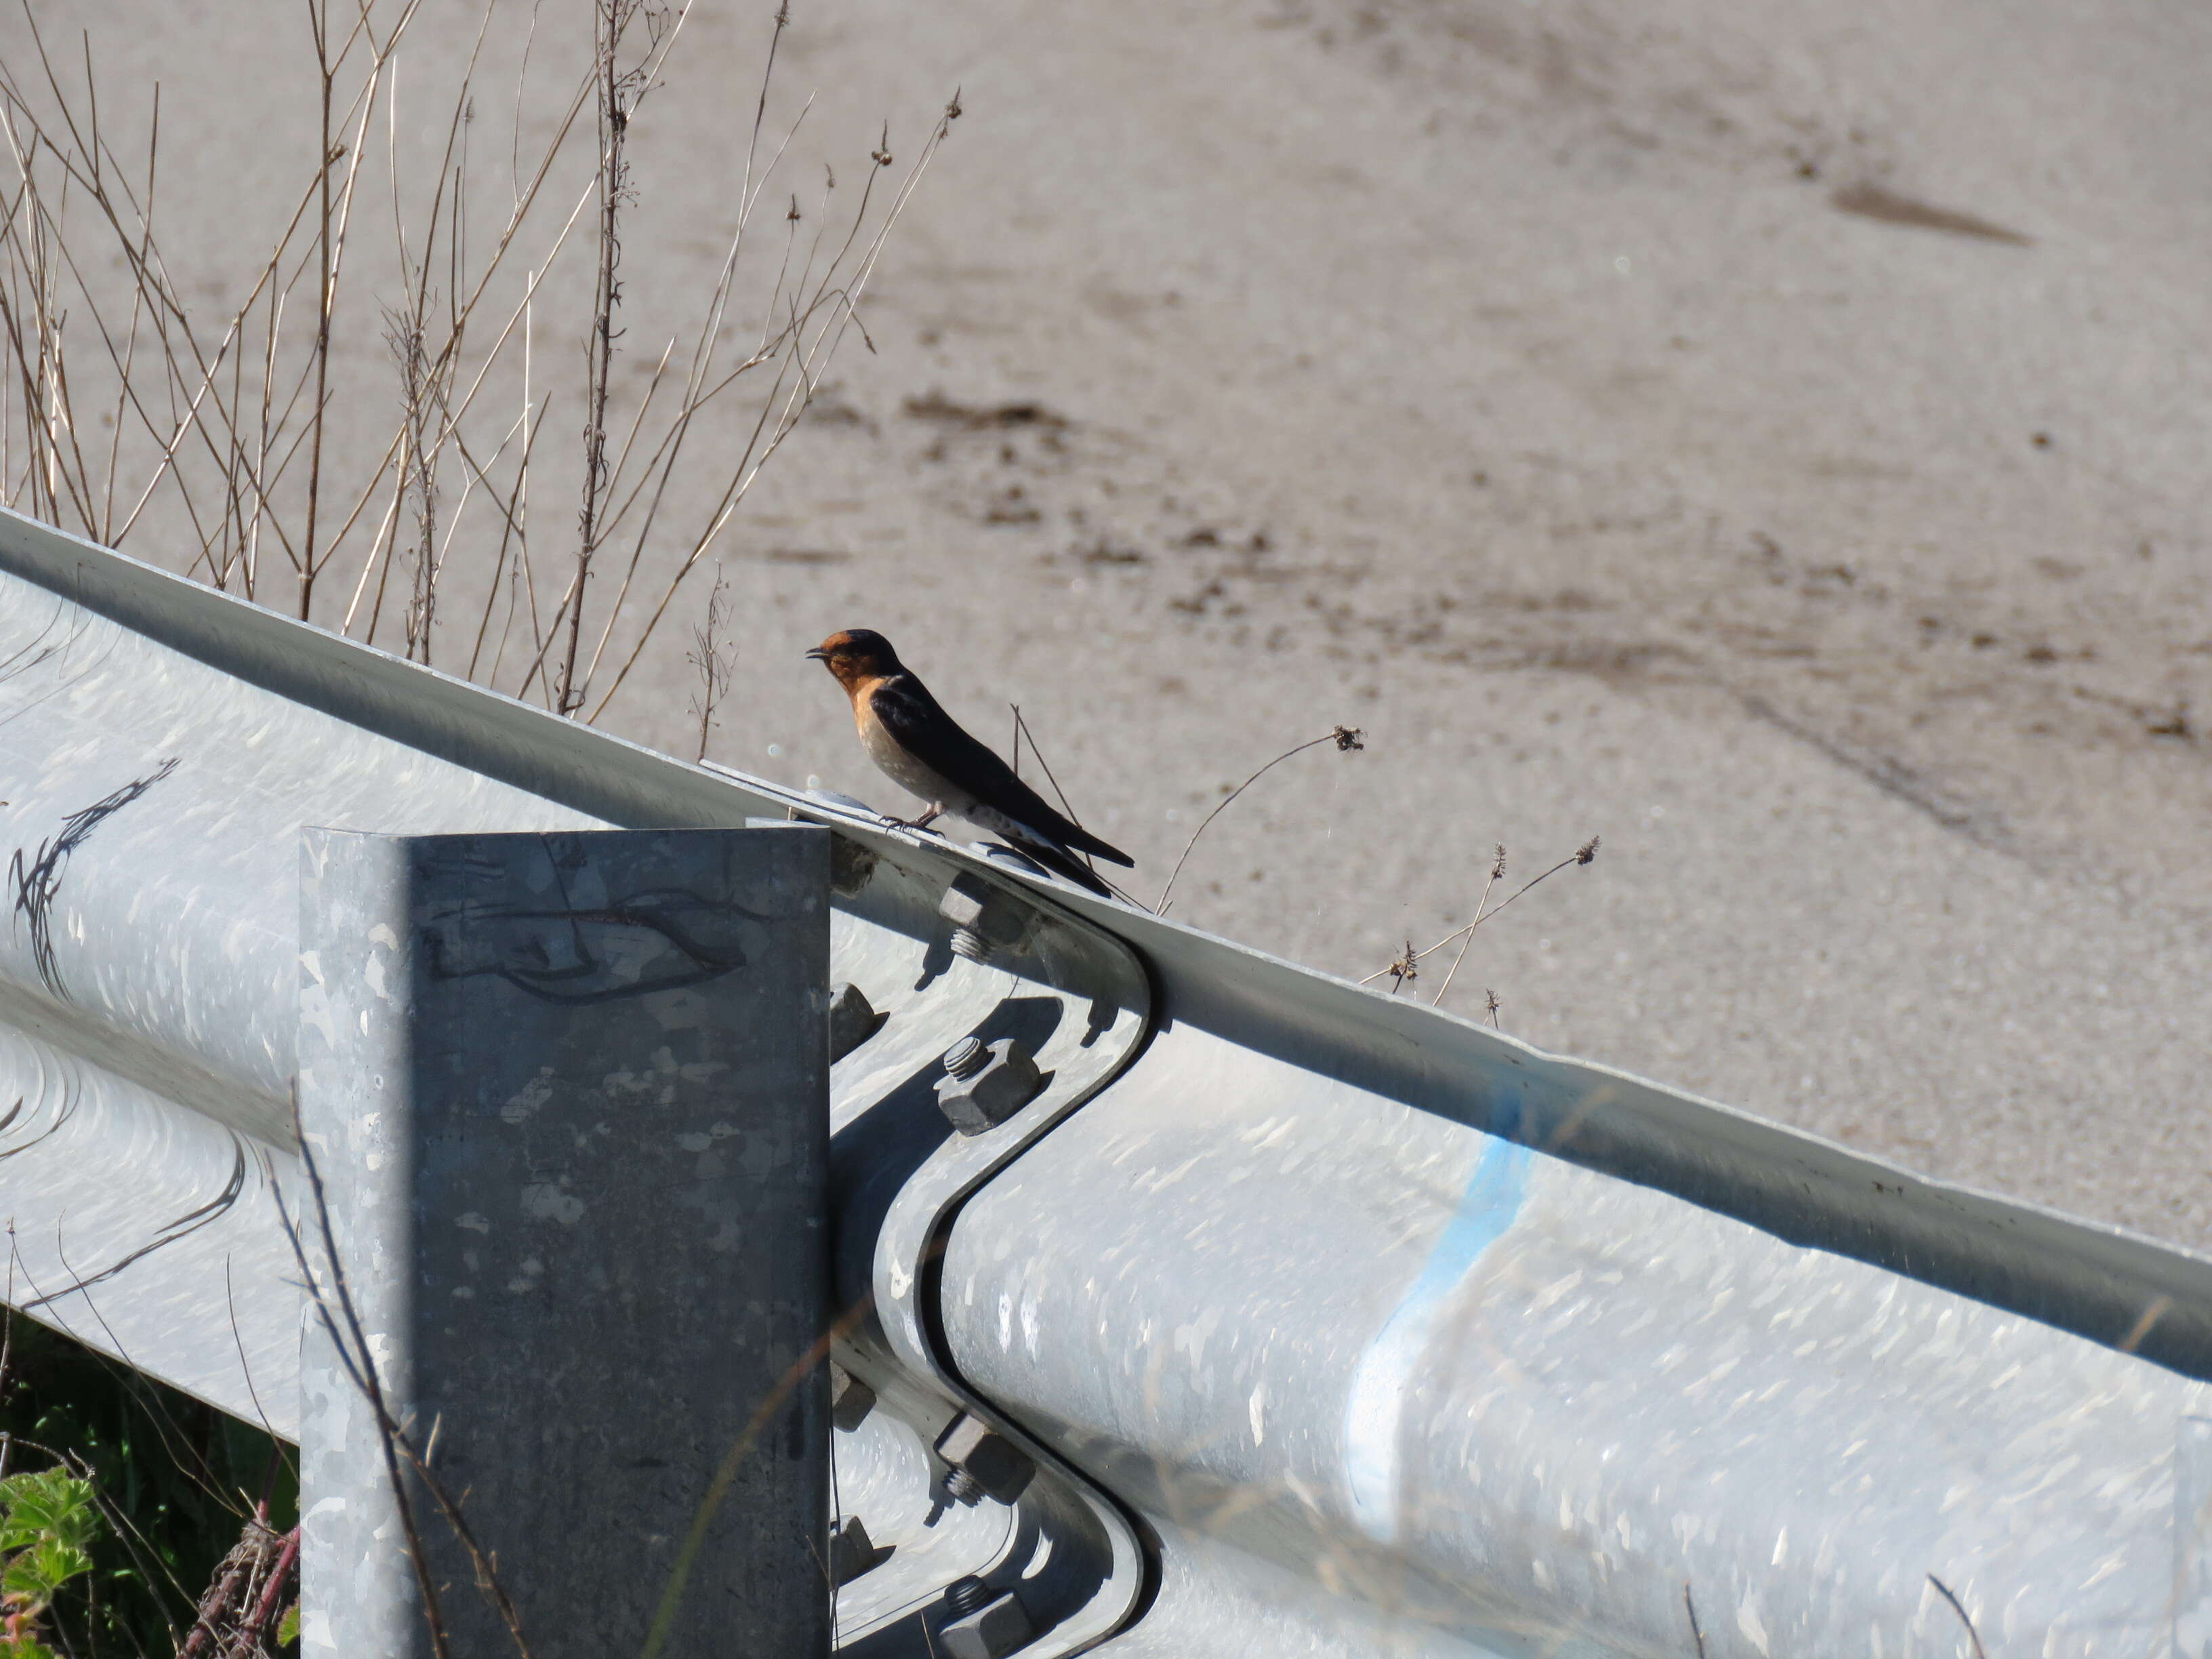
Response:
806,628,1133,898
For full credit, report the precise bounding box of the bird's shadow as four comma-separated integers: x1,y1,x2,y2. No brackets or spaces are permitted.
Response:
915,929,956,993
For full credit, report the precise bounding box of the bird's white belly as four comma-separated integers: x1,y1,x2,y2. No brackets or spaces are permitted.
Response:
861,714,974,815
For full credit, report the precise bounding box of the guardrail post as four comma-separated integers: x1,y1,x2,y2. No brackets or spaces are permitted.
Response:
2180,1416,2212,1658
295,827,830,1658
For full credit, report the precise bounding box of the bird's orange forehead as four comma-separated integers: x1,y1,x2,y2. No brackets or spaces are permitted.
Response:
808,628,899,693
811,628,893,661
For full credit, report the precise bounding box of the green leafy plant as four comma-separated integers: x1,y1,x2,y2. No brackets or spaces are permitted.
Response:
0,1467,100,1657
0,1317,297,1656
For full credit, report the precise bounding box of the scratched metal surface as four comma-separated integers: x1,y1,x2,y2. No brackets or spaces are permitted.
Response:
5,505,2212,1654
949,1019,2200,1654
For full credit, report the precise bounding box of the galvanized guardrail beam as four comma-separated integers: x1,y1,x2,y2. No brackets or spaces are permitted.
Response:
5,503,2212,1657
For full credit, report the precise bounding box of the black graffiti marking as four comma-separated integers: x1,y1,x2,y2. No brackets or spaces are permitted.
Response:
9,756,180,998
424,888,762,1005
0,1094,70,1164
22,1132,249,1313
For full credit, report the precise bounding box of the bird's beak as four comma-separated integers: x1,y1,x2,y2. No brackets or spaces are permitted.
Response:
804,647,830,662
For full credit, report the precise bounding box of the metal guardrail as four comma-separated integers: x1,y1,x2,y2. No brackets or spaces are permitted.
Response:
1,501,2207,1656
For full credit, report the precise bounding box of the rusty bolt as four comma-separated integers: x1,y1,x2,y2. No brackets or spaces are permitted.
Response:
935,1037,1042,1135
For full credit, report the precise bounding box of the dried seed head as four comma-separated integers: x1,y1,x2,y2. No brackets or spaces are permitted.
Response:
947,87,964,121
1576,836,1601,866
1333,724,1365,752
1490,844,1507,880
1386,938,1419,991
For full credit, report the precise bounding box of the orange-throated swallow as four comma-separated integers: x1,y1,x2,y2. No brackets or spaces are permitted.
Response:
806,628,1133,898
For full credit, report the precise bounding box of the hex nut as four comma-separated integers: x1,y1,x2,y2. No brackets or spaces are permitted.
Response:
939,874,1029,962
830,1516,888,1586
940,1589,1035,1659
935,1412,1036,1505
830,1361,876,1433
827,982,887,1063
934,1038,1043,1136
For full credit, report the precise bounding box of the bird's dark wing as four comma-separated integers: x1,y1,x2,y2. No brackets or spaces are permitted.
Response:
996,836,1116,898
872,675,1134,867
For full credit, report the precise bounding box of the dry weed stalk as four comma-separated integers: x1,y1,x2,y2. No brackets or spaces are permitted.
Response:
684,560,735,761
1383,939,1418,994
1364,836,1599,1005
276,1114,525,1659
1433,844,1505,1006
178,1515,293,1658
1155,724,1364,916
1927,1574,1987,1659
0,0,949,723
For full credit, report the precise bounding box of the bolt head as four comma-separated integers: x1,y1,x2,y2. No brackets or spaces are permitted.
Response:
830,1516,886,1586
828,983,885,1063
934,1040,1044,1135
830,1361,876,1432
939,1590,1035,1659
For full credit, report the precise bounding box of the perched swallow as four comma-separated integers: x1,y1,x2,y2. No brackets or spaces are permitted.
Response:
806,628,1133,898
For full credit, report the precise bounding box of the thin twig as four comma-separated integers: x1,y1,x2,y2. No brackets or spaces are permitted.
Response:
1361,837,1599,987
224,1523,300,1659
1156,725,1364,916
1683,1581,1706,1659
1010,703,1086,831
684,560,734,761
1927,1574,1987,1659
637,1293,878,1659
1434,844,1504,1006
279,1118,462,1659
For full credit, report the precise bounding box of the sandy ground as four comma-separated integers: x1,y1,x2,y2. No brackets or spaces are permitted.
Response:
24,0,2212,1248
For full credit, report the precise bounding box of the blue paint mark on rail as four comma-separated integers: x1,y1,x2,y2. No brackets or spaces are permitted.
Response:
1343,1128,1535,1544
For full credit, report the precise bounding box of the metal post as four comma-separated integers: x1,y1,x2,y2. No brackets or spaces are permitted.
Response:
2181,1416,2212,1659
295,827,830,1658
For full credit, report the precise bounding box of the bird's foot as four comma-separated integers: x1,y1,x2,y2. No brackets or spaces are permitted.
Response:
886,805,946,836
